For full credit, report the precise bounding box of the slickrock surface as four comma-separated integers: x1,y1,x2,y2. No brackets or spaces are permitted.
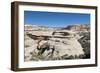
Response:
24,24,90,61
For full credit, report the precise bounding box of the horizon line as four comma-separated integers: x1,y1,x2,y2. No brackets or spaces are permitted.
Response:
24,23,90,27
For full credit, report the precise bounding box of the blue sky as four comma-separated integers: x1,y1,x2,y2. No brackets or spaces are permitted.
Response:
24,11,90,27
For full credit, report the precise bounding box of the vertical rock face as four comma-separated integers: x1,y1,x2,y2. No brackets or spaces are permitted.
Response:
64,24,90,31
24,24,90,61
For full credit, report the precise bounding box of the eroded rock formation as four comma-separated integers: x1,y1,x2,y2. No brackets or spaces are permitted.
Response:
24,24,90,61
